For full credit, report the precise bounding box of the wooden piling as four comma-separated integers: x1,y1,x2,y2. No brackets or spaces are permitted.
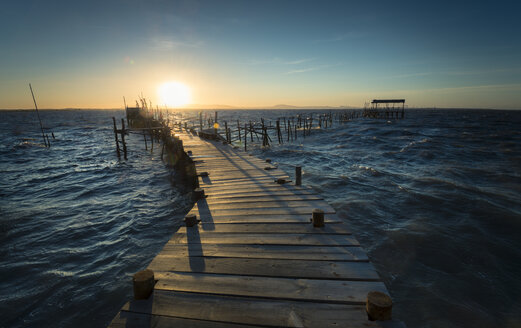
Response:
244,124,248,151
184,214,198,227
120,119,127,160
28,83,48,147
133,269,155,300
112,117,120,158
312,208,324,227
366,291,392,321
296,166,302,186
237,120,241,142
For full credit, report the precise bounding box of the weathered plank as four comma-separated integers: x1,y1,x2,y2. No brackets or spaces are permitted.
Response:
155,272,387,303
147,257,378,280
177,223,350,234
206,191,318,200
197,186,315,196
120,290,379,328
190,206,335,216
194,199,335,211
192,213,343,224
151,244,369,261
169,232,359,246
109,311,258,328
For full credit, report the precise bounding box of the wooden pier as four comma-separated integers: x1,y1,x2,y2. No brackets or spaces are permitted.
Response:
109,126,401,327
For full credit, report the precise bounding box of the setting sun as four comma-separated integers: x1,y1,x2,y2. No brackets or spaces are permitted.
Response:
158,81,191,108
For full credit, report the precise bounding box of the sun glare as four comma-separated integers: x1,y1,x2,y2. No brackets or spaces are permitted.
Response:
158,81,191,108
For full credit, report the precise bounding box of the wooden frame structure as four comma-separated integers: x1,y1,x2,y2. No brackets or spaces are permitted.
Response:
364,99,405,119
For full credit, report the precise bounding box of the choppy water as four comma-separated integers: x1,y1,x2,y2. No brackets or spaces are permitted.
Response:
1,108,521,327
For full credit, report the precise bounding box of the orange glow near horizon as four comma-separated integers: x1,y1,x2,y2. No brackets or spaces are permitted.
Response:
157,81,191,108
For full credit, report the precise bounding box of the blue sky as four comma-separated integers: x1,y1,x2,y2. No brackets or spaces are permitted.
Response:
1,0,520,109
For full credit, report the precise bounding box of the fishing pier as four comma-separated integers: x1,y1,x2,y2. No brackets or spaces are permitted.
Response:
363,99,406,119
108,108,403,327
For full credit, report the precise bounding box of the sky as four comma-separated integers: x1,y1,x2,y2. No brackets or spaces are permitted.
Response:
1,0,520,109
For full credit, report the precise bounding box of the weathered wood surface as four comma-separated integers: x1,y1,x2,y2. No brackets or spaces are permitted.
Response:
116,290,379,328
109,128,391,327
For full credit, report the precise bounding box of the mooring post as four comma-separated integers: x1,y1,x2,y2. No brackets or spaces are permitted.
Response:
133,269,155,300
192,187,205,201
120,118,127,160
295,166,302,186
312,208,324,227
184,214,198,227
366,291,392,321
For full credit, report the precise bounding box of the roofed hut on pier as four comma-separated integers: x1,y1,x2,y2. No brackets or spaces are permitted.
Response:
364,99,405,119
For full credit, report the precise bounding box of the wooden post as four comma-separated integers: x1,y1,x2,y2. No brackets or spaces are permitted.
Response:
133,269,155,300
29,83,48,147
199,112,203,131
192,187,205,201
143,131,148,150
312,208,324,227
276,120,281,144
237,120,241,141
366,291,392,321
287,120,291,141
244,123,248,151
295,166,302,186
120,119,127,160
112,117,120,158
224,121,229,143
184,214,198,227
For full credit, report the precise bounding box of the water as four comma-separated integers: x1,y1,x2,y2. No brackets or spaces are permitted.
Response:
1,109,521,327
0,110,193,327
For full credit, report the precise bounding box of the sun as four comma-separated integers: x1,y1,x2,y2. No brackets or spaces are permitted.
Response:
158,81,191,108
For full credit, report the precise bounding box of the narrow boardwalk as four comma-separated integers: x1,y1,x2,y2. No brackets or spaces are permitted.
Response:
110,128,391,327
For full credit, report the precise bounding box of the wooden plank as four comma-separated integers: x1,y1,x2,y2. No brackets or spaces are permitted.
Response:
151,244,369,261
194,166,279,174
169,232,358,246
192,213,343,224
198,177,287,187
190,207,335,216
199,172,288,181
199,177,290,187
207,190,317,199
109,311,258,328
204,194,324,204
155,272,387,303
177,223,351,234
121,290,379,328
147,257,379,280
199,186,315,196
194,199,335,211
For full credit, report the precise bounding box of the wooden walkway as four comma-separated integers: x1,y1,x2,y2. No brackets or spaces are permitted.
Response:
109,128,393,327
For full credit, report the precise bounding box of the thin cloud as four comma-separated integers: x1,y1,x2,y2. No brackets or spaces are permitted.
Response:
313,31,365,43
152,37,203,50
285,67,319,75
285,63,342,75
248,58,315,66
